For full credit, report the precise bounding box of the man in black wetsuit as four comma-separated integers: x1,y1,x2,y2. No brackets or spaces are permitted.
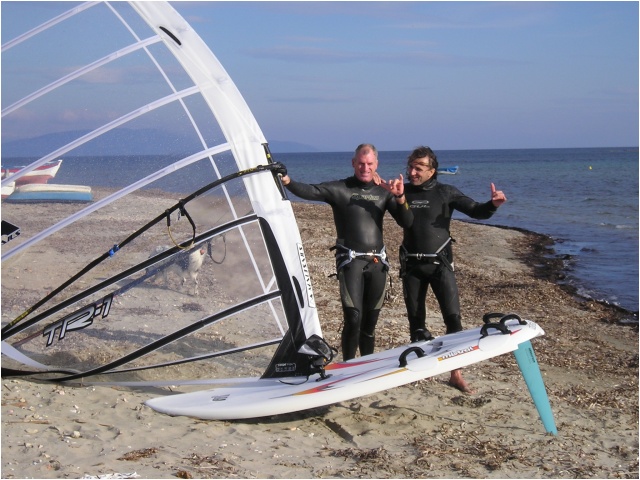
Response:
379,146,507,393
279,144,412,361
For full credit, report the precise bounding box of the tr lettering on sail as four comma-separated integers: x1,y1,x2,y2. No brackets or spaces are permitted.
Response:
42,296,113,347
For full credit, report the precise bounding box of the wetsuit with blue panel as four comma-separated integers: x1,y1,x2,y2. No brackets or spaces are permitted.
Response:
402,178,497,341
286,176,412,360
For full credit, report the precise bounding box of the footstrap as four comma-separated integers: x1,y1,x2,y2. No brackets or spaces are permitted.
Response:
398,346,425,367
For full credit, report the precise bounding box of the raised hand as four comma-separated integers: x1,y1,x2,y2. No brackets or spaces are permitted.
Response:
491,183,507,207
377,174,405,198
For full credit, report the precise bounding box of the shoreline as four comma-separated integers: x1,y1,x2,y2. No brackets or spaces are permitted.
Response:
2,202,638,479
458,219,639,319
291,194,639,316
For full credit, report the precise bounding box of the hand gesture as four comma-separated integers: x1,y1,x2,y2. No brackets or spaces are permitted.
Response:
377,174,405,198
491,183,507,207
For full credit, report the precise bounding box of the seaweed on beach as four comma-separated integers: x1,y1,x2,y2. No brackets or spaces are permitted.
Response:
552,382,639,412
117,447,158,461
183,453,238,478
324,446,395,476
329,446,389,462
410,425,605,477
412,425,529,471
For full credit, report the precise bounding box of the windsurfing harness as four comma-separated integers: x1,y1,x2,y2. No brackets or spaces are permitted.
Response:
399,237,454,275
331,243,390,271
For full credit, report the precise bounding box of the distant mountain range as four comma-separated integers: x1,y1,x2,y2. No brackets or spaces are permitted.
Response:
1,129,319,157
268,140,320,153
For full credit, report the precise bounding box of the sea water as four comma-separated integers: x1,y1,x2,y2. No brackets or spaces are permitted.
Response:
8,147,638,312
278,147,639,313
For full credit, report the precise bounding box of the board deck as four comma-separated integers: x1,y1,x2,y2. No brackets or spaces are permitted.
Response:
146,317,546,421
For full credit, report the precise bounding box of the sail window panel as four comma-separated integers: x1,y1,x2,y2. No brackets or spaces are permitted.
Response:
179,93,228,153
109,299,288,381
1,192,195,307
1,208,280,376
1,3,76,43
209,150,253,180
3,98,227,183
0,198,123,317
3,54,191,151
113,221,276,313
3,184,250,298
4,265,287,381
1,162,258,324
107,2,160,45
0,154,225,263
141,40,199,94
1,193,181,320
232,220,282,296
1,3,147,108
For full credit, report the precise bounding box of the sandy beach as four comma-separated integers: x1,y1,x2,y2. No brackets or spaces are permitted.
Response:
2,202,638,479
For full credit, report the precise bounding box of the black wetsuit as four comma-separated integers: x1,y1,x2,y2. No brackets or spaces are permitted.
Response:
286,176,412,360
402,178,497,341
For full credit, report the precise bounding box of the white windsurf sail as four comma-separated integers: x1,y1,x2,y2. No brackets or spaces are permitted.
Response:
1,1,324,384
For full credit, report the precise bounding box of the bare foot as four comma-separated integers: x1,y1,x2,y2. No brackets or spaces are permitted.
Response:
449,369,474,394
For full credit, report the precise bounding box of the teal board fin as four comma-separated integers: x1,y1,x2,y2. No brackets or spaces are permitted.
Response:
513,340,558,435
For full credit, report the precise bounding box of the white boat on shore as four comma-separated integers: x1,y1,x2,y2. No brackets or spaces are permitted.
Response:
1,181,16,200
1,159,63,186
4,183,92,203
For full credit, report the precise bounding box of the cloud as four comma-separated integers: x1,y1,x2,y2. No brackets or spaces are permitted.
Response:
245,45,361,64
389,3,552,31
245,44,520,69
268,94,358,104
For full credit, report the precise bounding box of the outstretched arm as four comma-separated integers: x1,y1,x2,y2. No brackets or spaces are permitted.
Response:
278,166,332,203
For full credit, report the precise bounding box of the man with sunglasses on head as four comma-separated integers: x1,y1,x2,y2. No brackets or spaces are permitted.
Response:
379,146,507,394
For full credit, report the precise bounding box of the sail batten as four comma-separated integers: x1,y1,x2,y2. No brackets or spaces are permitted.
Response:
1,1,99,52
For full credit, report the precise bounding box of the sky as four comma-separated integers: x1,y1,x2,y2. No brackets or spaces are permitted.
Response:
2,1,639,152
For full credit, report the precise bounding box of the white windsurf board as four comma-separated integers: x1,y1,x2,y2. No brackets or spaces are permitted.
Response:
146,317,545,420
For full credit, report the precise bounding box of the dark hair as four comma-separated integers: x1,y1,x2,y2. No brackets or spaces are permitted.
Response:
407,146,438,171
